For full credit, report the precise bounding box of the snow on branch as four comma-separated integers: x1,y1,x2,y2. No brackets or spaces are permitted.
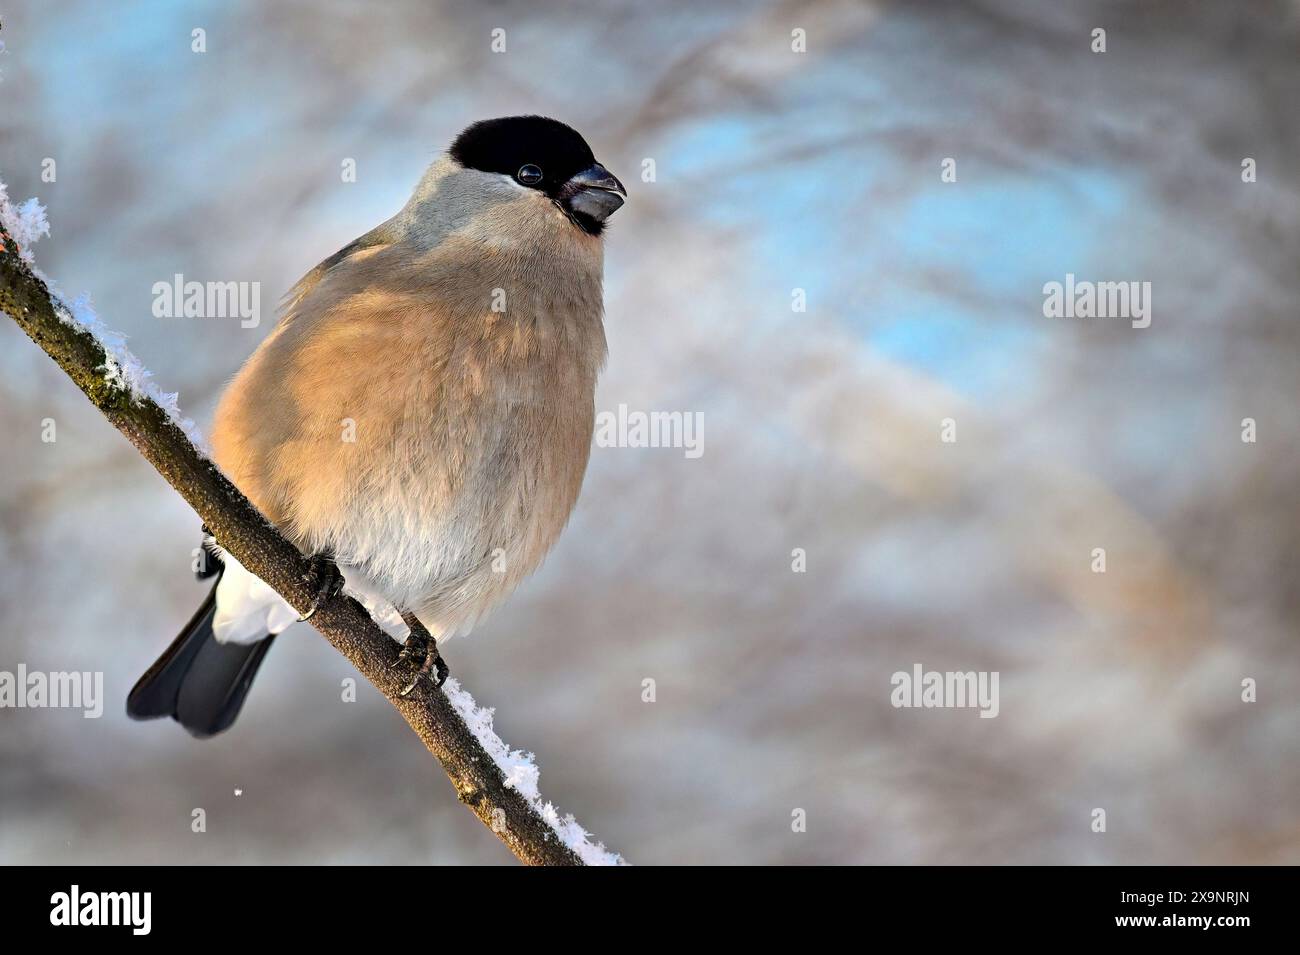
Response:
0,181,623,866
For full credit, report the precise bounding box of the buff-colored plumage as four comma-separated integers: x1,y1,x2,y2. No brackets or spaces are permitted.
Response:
210,156,607,640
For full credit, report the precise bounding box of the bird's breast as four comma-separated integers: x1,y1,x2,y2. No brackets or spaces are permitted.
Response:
214,230,608,634
303,304,604,626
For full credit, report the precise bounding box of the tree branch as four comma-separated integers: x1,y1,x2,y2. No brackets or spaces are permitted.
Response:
0,221,617,866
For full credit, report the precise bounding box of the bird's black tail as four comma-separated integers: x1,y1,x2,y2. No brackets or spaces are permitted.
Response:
127,556,276,739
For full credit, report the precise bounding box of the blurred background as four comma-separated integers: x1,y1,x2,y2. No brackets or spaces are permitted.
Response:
1,0,1298,864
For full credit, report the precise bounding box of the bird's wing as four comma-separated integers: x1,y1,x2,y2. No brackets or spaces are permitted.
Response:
278,221,395,317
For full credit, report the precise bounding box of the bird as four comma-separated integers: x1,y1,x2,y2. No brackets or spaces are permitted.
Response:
127,115,626,738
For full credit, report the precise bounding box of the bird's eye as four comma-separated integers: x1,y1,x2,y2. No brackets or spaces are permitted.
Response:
516,164,543,185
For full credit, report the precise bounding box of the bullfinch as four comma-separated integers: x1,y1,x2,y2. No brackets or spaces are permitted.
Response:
127,116,626,737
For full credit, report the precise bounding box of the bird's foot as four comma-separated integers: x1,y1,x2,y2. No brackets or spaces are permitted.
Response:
399,647,449,697
389,629,429,669
194,524,222,580
393,612,449,696
297,554,344,621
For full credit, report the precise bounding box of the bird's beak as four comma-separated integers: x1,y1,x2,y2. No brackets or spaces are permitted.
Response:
562,163,627,223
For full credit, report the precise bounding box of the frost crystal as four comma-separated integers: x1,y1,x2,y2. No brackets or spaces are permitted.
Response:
442,678,626,865
0,180,50,262
0,178,206,450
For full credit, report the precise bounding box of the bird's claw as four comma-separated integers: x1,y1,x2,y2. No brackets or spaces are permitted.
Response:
392,614,448,696
398,649,449,697
389,630,429,669
297,554,344,621
194,524,223,581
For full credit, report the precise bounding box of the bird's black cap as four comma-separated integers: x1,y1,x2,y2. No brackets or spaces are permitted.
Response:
450,115,598,200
